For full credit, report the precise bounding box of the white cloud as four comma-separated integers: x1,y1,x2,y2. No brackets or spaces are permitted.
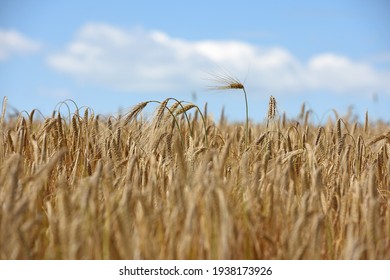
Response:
307,54,385,91
47,22,390,95
0,29,41,60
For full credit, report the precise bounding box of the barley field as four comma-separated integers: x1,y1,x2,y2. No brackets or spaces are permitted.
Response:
0,95,389,260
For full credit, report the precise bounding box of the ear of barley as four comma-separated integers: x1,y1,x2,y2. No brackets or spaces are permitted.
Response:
42,118,56,134
299,103,305,119
337,134,346,156
107,117,113,131
151,132,168,153
255,133,266,146
205,70,249,149
203,102,208,123
287,134,293,152
315,127,324,146
175,104,196,116
169,101,181,114
154,98,170,129
268,95,276,120
377,151,384,182
228,83,244,89
29,109,36,127
123,102,149,126
336,118,342,140
84,108,89,128
266,95,277,129
165,133,173,159
57,112,63,138
71,115,79,136
364,111,368,134
1,96,7,131
7,130,15,152
282,112,286,128
368,134,388,146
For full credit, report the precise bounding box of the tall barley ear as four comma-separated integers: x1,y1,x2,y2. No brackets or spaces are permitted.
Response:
266,95,277,129
205,70,249,149
1,96,7,141
364,111,368,134
0,97,7,161
83,108,89,128
336,118,342,140
154,98,170,129
299,103,306,120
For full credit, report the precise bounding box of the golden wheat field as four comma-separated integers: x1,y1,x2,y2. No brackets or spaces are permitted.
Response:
0,95,389,260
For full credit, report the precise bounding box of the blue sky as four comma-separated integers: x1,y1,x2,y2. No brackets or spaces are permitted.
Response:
1,0,390,123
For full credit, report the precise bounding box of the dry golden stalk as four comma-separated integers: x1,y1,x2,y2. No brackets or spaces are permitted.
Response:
123,102,149,126
364,111,368,134
255,133,267,146
152,132,168,153
154,98,170,128
57,113,63,138
337,134,346,156
42,118,57,133
7,130,15,152
175,104,196,116
165,133,173,158
268,95,276,120
315,127,324,146
336,118,342,140
71,115,79,136
299,103,305,119
83,108,89,128
368,134,389,146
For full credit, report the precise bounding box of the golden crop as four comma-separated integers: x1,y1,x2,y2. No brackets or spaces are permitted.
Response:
0,97,389,259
